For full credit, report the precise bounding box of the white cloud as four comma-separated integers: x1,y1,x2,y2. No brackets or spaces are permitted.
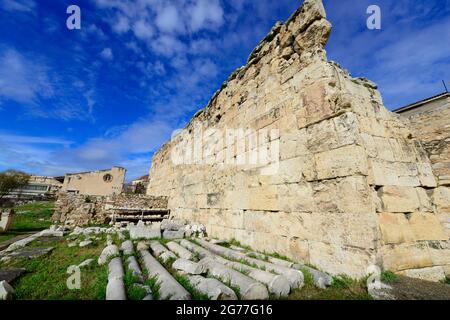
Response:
150,35,186,57
0,133,72,146
155,5,185,34
112,15,130,34
1,0,35,12
132,20,154,40
188,0,224,32
0,49,53,104
100,48,114,60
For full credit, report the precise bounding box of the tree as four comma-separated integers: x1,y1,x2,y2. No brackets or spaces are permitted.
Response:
0,170,31,201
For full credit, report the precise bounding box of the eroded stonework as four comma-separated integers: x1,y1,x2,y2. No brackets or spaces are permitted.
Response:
146,0,450,280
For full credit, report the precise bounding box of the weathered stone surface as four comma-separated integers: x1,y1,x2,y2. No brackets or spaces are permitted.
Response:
378,186,420,213
79,240,92,247
167,241,194,260
0,280,14,300
292,264,332,289
7,247,54,259
161,219,185,231
214,255,291,297
121,240,134,255
106,257,126,300
144,0,450,280
106,278,126,300
187,275,238,300
381,242,433,272
130,225,161,240
163,229,185,240
432,187,450,212
78,259,94,268
172,258,206,275
197,239,303,289
199,257,269,300
53,193,168,226
126,256,144,283
98,245,119,265
399,266,446,282
0,210,15,233
140,250,191,300
396,93,450,187
408,212,447,241
0,268,25,283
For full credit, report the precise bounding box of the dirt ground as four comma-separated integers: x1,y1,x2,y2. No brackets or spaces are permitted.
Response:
385,276,450,300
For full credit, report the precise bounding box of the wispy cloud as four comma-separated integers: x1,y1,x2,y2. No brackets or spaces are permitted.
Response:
0,49,53,104
0,0,35,12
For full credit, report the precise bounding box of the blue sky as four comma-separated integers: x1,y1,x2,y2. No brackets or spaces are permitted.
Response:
0,0,449,181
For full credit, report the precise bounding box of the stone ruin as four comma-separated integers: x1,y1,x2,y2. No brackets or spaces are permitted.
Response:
52,193,169,227
0,210,15,233
145,0,450,281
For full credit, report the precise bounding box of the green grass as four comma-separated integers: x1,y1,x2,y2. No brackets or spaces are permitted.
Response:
381,271,399,283
144,276,161,300
0,235,108,300
286,274,372,300
10,202,55,231
443,277,450,285
124,269,147,300
0,202,55,244
174,273,209,300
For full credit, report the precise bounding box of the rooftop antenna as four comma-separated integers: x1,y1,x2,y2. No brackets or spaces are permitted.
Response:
443,80,449,93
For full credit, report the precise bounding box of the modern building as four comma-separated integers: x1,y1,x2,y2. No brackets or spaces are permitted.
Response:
10,175,64,199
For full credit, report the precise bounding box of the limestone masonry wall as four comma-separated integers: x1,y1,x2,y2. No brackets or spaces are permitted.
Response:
397,94,450,187
146,0,450,280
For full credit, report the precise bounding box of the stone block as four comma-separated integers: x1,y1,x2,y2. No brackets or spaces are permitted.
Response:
432,187,450,213
308,241,375,278
378,186,420,213
378,212,416,245
381,243,433,272
398,266,446,282
162,229,185,240
129,225,161,240
314,145,368,180
409,212,447,241
312,176,373,213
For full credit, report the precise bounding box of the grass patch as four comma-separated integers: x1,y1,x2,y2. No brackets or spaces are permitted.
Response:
0,235,108,300
124,269,146,300
300,268,315,287
174,273,209,300
286,274,372,300
10,202,55,232
144,276,161,300
443,277,450,285
1,201,54,244
381,271,399,283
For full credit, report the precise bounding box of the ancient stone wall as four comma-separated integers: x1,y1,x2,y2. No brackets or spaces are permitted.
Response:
52,193,168,226
396,94,450,186
146,0,450,280
61,166,126,196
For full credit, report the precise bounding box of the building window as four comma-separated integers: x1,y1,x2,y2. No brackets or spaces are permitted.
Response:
103,174,113,183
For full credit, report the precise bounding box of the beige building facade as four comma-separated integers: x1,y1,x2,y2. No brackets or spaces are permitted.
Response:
61,166,126,196
146,0,450,281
